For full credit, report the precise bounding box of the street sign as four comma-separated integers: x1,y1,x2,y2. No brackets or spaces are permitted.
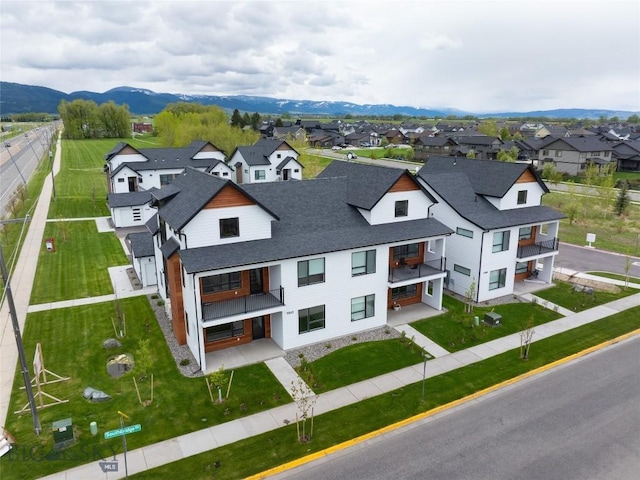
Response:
104,424,141,439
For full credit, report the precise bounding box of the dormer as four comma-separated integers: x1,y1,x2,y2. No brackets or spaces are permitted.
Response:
484,167,546,210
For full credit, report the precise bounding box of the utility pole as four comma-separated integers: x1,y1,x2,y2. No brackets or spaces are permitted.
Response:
0,242,41,435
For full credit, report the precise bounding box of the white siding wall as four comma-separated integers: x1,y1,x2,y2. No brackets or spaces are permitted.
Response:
109,153,147,170
110,204,155,228
210,164,234,181
367,190,432,225
249,165,278,183
183,205,274,248
486,182,544,210
276,247,389,350
111,166,139,193
193,151,225,161
476,226,517,302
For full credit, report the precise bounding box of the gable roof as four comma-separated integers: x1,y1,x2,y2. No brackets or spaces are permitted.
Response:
153,168,278,231
179,175,453,274
317,160,435,209
107,190,153,208
128,232,155,258
418,156,563,230
539,136,615,152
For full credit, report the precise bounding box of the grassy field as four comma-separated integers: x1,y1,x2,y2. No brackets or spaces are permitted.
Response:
128,306,640,480
533,279,639,312
29,220,128,304
411,295,562,352
542,191,640,256
587,272,640,283
1,296,289,480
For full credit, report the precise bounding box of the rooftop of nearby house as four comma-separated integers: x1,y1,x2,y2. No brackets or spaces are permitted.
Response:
231,138,298,166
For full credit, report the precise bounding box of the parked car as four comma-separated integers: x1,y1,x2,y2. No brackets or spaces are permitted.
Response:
331,145,342,150
361,142,371,147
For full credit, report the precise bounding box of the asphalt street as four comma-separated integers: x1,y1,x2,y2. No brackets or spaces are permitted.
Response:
272,335,640,480
557,243,640,277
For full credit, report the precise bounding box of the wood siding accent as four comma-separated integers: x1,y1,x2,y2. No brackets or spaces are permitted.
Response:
388,243,425,268
201,143,221,153
518,225,537,247
514,260,534,281
119,145,140,155
205,184,255,209
389,174,420,192
516,169,537,183
387,283,423,308
201,270,252,304
166,253,187,345
203,316,271,353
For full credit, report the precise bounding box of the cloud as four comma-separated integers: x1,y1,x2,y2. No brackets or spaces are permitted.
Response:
1,0,638,112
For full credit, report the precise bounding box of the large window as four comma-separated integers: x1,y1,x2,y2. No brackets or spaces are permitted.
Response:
202,272,242,294
395,200,408,217
160,173,178,186
492,231,510,253
393,243,419,260
515,262,529,274
391,284,417,301
254,170,266,180
351,294,375,321
299,305,325,333
298,258,325,286
456,227,474,238
352,250,376,276
454,264,471,276
519,226,533,240
206,321,244,342
220,218,239,238
517,190,528,205
489,268,507,290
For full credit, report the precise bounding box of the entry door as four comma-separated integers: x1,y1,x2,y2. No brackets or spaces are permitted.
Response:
282,169,290,181
249,268,263,294
252,317,265,339
128,176,137,192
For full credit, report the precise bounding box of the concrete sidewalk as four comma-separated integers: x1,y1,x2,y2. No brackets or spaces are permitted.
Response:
38,289,640,480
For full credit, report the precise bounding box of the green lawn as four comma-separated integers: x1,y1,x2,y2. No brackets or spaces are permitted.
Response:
533,280,638,312
48,137,162,219
1,296,289,480
298,337,427,393
411,295,562,352
128,307,640,480
587,272,640,283
29,220,128,304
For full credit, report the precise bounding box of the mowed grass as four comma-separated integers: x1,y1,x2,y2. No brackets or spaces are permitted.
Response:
299,337,427,393
533,280,639,312
48,137,161,219
1,296,289,480
129,307,640,480
411,295,562,352
29,220,128,304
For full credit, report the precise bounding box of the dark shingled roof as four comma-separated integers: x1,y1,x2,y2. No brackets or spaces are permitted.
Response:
107,191,152,208
160,237,180,259
179,175,453,274
145,213,159,235
128,232,155,258
230,139,298,167
317,161,435,209
418,156,564,230
153,168,279,231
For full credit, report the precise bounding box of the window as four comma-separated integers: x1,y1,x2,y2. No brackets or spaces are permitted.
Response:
298,258,325,286
294,169,300,173
454,264,471,276
489,268,507,290
393,243,419,260
427,280,434,296
254,170,266,180
395,200,408,217
519,226,533,240
351,294,375,321
299,305,325,333
492,231,510,253
220,218,239,238
604,151,610,157
222,172,229,177
202,272,242,294
352,250,376,276
277,154,282,159
206,321,244,342
517,190,527,205
579,152,587,159
160,173,178,186
118,178,125,183
391,284,417,301
542,149,549,156
456,227,473,238
555,150,563,157
515,262,528,274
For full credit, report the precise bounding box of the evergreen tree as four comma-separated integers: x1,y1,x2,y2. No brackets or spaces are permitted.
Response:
242,112,251,127
614,180,630,216
230,109,243,127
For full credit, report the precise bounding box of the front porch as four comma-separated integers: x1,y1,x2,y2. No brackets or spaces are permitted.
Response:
204,338,284,373
386,302,444,327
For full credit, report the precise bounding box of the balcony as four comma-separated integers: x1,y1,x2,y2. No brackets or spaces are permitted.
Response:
202,287,285,322
388,257,446,283
517,238,559,260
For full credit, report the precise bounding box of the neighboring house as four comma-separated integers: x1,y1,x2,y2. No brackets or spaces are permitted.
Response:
272,125,306,142
537,136,616,175
413,136,458,162
534,125,569,138
417,156,564,303
128,231,157,287
144,162,452,371
131,122,153,134
227,138,303,184
449,136,504,160
611,139,640,172
383,130,409,145
104,140,231,227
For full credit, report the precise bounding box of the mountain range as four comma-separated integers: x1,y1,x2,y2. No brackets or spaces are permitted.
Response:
0,81,636,120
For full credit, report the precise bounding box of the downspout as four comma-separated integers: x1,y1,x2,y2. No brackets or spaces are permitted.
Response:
477,231,487,303
193,276,203,372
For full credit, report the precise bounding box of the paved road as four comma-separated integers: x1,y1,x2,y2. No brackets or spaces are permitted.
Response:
272,335,640,480
557,243,640,277
0,125,56,219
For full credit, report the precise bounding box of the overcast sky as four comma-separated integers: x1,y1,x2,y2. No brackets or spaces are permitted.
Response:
1,0,639,113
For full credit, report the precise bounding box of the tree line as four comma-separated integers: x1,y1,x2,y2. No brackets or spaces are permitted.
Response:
58,99,131,139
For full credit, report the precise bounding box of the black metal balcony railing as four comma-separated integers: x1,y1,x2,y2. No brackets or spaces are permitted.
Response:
517,238,559,259
388,257,446,283
201,287,285,321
